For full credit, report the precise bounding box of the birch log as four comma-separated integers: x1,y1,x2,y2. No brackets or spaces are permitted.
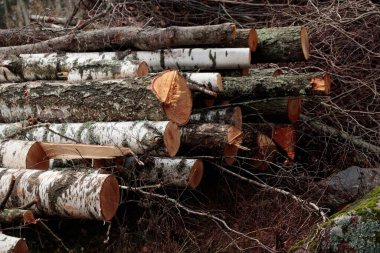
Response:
135,158,204,189
30,15,81,26
0,140,49,169
0,23,236,55
67,60,149,81
129,48,251,71
182,72,223,92
0,121,180,157
189,107,242,130
0,233,28,253
221,72,331,99
180,123,243,165
0,70,192,126
240,97,302,124
0,169,120,220
254,26,310,63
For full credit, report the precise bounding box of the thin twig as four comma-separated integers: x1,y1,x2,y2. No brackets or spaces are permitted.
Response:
19,197,39,210
187,82,218,97
120,185,275,253
211,162,328,222
75,3,111,30
0,176,16,211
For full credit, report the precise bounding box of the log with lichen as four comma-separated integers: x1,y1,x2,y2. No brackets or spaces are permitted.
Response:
0,168,119,220
254,26,310,63
0,70,192,126
0,209,36,224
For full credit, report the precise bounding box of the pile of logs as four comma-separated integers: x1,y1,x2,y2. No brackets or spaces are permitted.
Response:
0,22,331,251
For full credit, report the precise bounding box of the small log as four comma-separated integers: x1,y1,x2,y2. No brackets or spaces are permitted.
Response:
221,72,331,99
0,121,180,157
179,123,243,165
234,28,258,52
66,60,149,81
30,15,81,26
0,140,49,169
254,26,310,63
0,209,36,224
130,48,251,71
0,233,28,253
189,107,242,130
241,97,302,124
0,70,192,126
241,125,277,171
136,158,204,189
0,23,236,55
182,72,223,92
0,169,120,220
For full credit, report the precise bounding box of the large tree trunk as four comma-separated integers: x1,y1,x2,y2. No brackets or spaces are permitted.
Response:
0,27,66,47
0,169,119,220
189,107,242,130
0,23,236,55
129,48,251,71
254,26,310,63
0,70,192,126
133,157,204,189
0,233,28,253
220,72,331,99
0,121,180,157
240,97,302,124
179,123,242,165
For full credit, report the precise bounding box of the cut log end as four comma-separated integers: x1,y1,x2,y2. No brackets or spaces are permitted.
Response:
301,26,310,61
188,159,204,189
14,239,28,253
248,28,258,52
152,70,193,126
273,126,296,160
273,69,284,77
311,73,331,95
251,134,277,170
242,68,249,76
99,176,120,221
27,142,49,169
164,122,181,157
136,61,149,77
287,98,302,123
216,73,223,92
230,24,237,41
224,126,243,165
23,210,36,224
232,107,243,130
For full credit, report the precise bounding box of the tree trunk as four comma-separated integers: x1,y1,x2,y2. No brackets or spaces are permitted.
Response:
0,70,192,126
129,48,251,71
0,27,67,47
221,72,331,99
0,121,180,157
240,97,302,124
134,158,204,189
179,123,242,165
0,23,236,55
0,168,119,220
66,60,149,81
0,233,28,253
0,209,36,224
189,107,242,130
0,140,49,169
234,28,258,52
254,26,310,63
182,72,222,92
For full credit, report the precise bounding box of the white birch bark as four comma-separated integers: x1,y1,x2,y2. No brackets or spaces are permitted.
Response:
182,72,222,92
0,140,48,169
189,107,242,130
138,158,203,188
0,233,28,253
0,168,119,220
0,121,179,157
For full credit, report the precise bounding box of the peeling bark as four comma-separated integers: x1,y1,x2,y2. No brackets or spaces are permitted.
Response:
0,168,120,220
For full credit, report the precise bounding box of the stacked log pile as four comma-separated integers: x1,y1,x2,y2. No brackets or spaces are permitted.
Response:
0,23,331,251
